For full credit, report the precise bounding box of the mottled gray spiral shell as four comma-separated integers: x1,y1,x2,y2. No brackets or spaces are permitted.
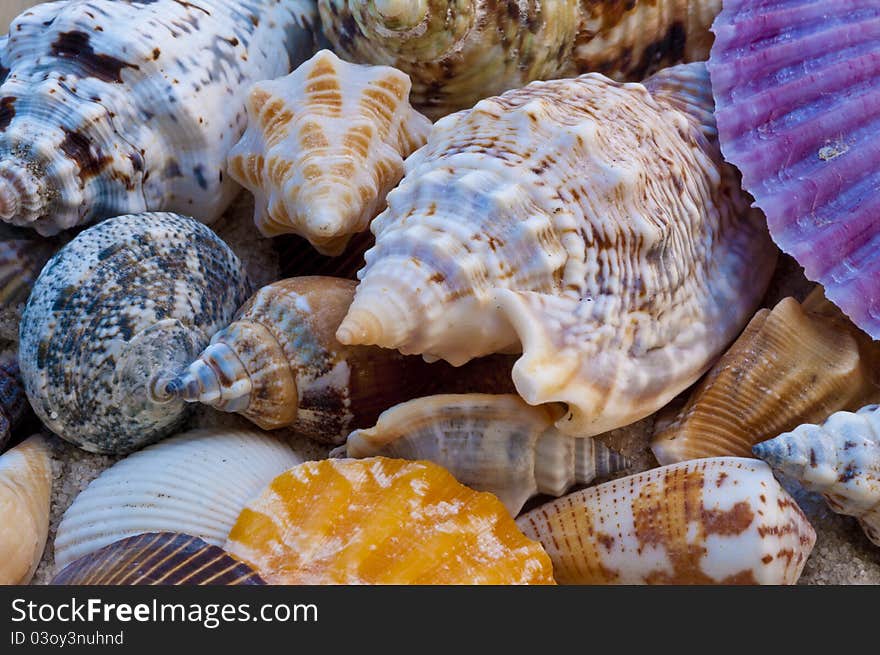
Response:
19,212,249,453
0,0,320,234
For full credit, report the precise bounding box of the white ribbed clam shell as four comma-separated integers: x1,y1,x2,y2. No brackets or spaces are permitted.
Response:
53,428,304,573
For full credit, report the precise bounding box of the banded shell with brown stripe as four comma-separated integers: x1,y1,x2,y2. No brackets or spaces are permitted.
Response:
516,458,816,584
228,49,431,255
52,533,266,585
652,290,880,464
339,393,631,515
160,276,515,444
318,0,722,119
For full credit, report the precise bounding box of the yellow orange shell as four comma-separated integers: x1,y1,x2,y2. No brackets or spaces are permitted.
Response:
225,457,555,584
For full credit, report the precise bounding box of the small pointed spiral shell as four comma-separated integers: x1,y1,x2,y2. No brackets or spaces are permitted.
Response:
517,458,816,584
228,49,431,255
19,212,250,453
753,405,880,547
337,63,776,437
0,435,52,585
342,394,631,515
0,0,320,234
163,276,515,444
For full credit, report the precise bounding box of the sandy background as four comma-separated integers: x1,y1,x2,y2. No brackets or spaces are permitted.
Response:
2,1,878,584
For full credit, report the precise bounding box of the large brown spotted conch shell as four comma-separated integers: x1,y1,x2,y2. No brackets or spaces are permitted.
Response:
0,0,320,235
318,0,722,118
337,63,777,437
228,49,431,255
19,212,249,454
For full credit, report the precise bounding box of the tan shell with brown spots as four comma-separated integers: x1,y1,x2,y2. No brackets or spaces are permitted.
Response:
337,63,777,437
227,50,431,255
516,457,816,584
318,0,721,119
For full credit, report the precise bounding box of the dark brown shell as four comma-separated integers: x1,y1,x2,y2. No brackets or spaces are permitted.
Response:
51,532,266,585
0,356,28,451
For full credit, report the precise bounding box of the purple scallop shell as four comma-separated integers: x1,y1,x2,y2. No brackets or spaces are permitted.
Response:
708,0,880,337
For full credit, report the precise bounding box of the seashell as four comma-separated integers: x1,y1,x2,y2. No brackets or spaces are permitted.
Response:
708,0,880,339
161,276,515,444
0,355,28,451
54,428,303,573
19,212,250,453
517,457,816,584
53,532,266,585
225,457,556,584
227,49,432,256
318,0,722,119
753,406,880,547
652,292,880,464
0,0,319,235
0,229,58,309
341,394,631,515
0,434,52,585
336,62,777,437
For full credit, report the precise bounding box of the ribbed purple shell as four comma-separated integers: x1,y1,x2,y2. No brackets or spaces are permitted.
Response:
708,0,880,337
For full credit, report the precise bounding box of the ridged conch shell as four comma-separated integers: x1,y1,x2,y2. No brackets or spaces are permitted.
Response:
53,533,266,586
227,49,431,255
517,458,816,584
161,276,515,444
0,356,28,451
652,291,880,464
226,457,556,584
708,0,880,338
19,212,249,453
340,394,631,515
754,406,880,547
0,0,319,235
53,428,303,573
318,0,722,118
336,62,777,436
0,435,52,585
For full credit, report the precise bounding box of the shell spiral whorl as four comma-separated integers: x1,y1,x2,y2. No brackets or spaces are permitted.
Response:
338,62,777,437
19,212,250,454
0,0,319,235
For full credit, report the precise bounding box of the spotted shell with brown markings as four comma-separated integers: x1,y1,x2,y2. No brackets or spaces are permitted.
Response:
516,458,816,584
0,0,320,235
337,63,777,437
318,0,721,118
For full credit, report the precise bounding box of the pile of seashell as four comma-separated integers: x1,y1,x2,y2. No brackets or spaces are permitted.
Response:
1,0,878,586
